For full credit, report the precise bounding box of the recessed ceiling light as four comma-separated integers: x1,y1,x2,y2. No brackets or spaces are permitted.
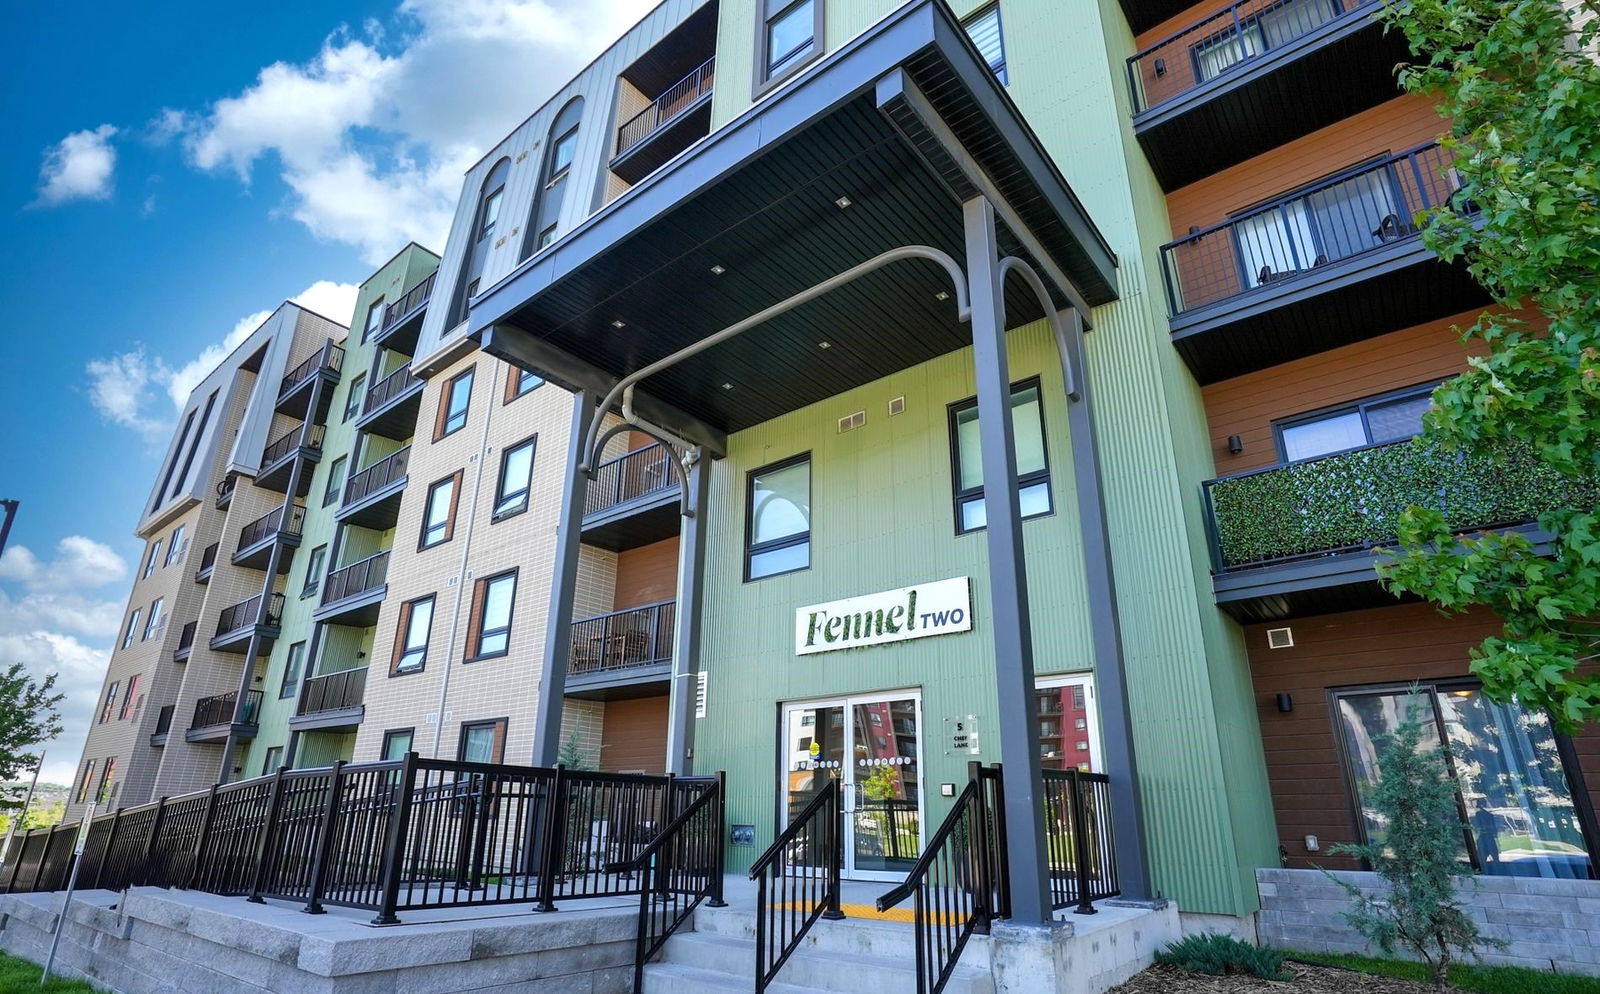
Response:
710,264,726,275
818,341,831,349
611,319,626,329
834,196,852,209
935,291,950,301
721,382,733,390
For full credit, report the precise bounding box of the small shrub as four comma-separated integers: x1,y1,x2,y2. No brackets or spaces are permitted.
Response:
1155,933,1290,980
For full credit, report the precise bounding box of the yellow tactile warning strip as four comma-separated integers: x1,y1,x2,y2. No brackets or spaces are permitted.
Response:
777,903,963,925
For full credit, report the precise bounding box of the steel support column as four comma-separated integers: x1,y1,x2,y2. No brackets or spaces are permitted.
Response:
665,449,709,775
964,196,1051,924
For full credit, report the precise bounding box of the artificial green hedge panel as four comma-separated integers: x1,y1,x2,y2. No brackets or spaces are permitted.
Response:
1207,440,1599,569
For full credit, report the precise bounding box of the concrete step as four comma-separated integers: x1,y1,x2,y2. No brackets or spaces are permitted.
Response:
642,962,822,994
691,901,992,969
660,928,995,994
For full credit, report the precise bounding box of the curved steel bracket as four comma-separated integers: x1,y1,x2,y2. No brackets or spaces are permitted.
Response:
999,256,1079,402
588,419,696,515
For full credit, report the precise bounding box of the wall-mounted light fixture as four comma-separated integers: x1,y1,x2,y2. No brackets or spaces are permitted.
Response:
1153,58,1167,77
1227,434,1244,454
1276,692,1293,713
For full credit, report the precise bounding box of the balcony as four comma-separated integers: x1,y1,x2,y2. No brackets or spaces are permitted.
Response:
611,56,715,185
150,704,174,747
567,601,676,699
335,446,410,529
231,503,306,572
314,551,389,627
275,340,344,421
373,271,436,356
186,690,262,744
1162,143,1488,383
355,366,425,441
215,475,237,509
582,443,680,551
195,542,218,583
256,424,326,495
290,667,367,732
210,592,285,654
1128,0,1410,190
173,621,196,663
1203,439,1589,621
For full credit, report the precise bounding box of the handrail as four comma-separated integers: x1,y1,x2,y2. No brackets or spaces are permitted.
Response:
586,443,676,516
238,502,306,549
215,593,284,637
176,620,197,655
616,56,716,156
1040,769,1120,913
362,366,424,416
192,689,262,730
279,340,344,397
571,601,675,675
261,424,326,468
748,778,842,993
381,271,436,331
320,551,390,605
298,667,367,715
344,447,411,506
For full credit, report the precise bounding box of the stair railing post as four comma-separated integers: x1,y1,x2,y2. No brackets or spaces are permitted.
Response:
186,784,222,890
372,751,418,924
967,761,994,929
302,760,346,914
534,764,567,912
825,778,843,920
1069,770,1096,915
140,797,169,888
707,771,727,907
990,764,1011,920
246,765,289,903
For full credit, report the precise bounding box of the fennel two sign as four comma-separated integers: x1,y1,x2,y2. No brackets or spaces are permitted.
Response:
794,577,972,656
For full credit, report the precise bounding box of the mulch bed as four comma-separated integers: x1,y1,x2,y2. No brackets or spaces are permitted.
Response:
1109,962,1440,993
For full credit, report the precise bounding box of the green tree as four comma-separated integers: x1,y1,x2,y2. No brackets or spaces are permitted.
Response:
0,664,64,814
1375,0,1600,729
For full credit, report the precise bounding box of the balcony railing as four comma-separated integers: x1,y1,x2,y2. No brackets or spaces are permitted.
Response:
570,601,676,676
616,56,715,157
381,272,436,332
1127,0,1377,113
362,367,423,417
279,341,344,397
262,423,326,467
344,447,411,506
1203,439,1600,572
586,443,675,517
215,593,285,638
238,502,306,549
1160,142,1461,314
215,475,237,507
297,668,368,716
321,551,389,606
175,621,197,660
196,542,218,580
191,690,262,731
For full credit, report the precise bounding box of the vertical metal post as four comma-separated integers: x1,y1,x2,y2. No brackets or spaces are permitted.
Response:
372,751,418,924
186,785,221,890
532,392,594,767
41,803,93,986
246,766,288,904
666,449,709,775
1068,771,1097,915
535,764,568,912
707,770,727,907
824,779,844,920
302,760,345,914
963,196,1051,924
966,761,994,931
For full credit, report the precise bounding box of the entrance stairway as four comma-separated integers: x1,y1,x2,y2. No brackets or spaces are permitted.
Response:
642,903,995,994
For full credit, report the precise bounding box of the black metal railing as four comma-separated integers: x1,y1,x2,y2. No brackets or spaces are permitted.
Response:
1160,142,1461,314
587,443,676,517
381,272,436,331
1041,769,1120,913
1127,0,1378,113
153,704,175,738
215,475,237,506
175,621,197,660
320,551,390,606
571,601,675,676
750,778,843,993
616,56,716,156
279,340,344,397
192,690,263,731
214,593,285,638
362,367,423,416
196,542,218,579
344,447,410,506
238,502,307,550
297,668,368,716
876,764,1008,994
262,423,326,468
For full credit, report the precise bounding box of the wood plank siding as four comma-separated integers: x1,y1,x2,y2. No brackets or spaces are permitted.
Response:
601,696,670,774
613,537,680,611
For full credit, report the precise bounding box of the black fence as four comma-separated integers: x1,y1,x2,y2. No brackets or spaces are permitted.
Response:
344,447,410,505
380,271,436,333
586,443,675,516
192,690,262,731
298,668,367,716
280,340,344,397
321,552,389,606
571,601,676,676
1040,769,1120,913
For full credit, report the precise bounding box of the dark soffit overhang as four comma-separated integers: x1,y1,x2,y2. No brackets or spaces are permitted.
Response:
469,0,1118,439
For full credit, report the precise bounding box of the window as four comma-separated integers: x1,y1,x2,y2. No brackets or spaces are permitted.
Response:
436,367,475,439
119,674,142,721
122,610,141,650
142,539,163,579
478,188,504,242
324,456,346,508
506,366,543,402
964,4,1007,83
1035,678,1098,772
75,760,97,803
392,595,435,675
762,0,821,85
449,159,512,326
522,98,584,261
547,127,577,186
99,682,119,724
381,728,415,762
143,598,164,641
362,297,385,342
281,641,306,699
1334,682,1594,879
96,758,117,805
949,380,1052,533
302,545,327,598
468,571,517,660
262,746,284,775
745,455,811,580
458,719,508,764
537,224,558,250
165,525,186,565
344,373,366,422
493,437,536,519
1276,383,1437,462
420,472,461,548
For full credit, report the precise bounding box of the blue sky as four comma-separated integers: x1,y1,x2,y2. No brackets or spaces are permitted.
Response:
0,0,656,785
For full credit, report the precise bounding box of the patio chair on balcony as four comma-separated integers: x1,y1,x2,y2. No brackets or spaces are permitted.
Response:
1372,213,1418,243
571,633,600,673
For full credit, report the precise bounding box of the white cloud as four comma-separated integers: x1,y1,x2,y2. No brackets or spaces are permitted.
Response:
85,349,173,441
33,124,119,206
0,536,129,593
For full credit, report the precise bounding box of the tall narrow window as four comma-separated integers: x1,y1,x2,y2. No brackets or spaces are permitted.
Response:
468,571,517,660
119,674,142,721
761,0,821,86
262,746,284,775
302,544,327,598
420,472,461,549
458,718,508,763
142,539,163,579
362,297,385,342
450,159,511,327
324,456,346,508
963,4,1007,83
280,642,305,699
122,610,141,650
949,380,1052,533
392,595,435,675
746,455,811,580
165,525,186,565
97,758,117,805
493,436,536,519
344,372,366,422
76,760,97,803
143,598,164,640
436,367,475,439
382,728,415,761
99,682,119,724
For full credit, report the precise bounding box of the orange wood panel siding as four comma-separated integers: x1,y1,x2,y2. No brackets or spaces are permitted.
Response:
1247,602,1600,870
614,537,680,611
601,696,670,774
1136,0,1262,50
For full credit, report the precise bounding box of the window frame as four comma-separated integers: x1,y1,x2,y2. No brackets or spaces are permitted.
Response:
1272,380,1442,464
419,470,464,550
262,746,284,776
165,525,186,565
76,760,97,803
381,727,416,762
344,372,366,422
435,366,476,440
302,544,327,599
142,598,164,641
122,609,141,650
466,569,518,662
546,126,578,188
755,0,824,95
119,673,142,721
505,366,544,403
142,538,163,579
457,717,509,764
391,594,436,676
97,757,117,805
280,641,307,700
492,435,538,521
962,2,1007,84
324,456,347,508
362,297,385,343
743,452,813,582
947,377,1053,535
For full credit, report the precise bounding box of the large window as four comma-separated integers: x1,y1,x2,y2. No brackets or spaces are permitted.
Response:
392,595,434,675
963,3,1007,83
761,0,821,86
505,366,543,402
521,98,584,260
165,525,186,565
302,544,327,598
281,641,306,699
1035,677,1098,772
382,728,415,762
1334,682,1594,880
344,372,366,422
143,598,164,641
76,760,97,803
493,436,536,520
420,472,461,549
949,380,1052,533
436,367,475,439
458,718,508,764
324,456,346,508
262,746,284,776
450,158,511,327
122,610,141,650
1276,383,1436,462
547,127,577,187
468,571,517,660
362,297,385,342
119,674,142,721
745,455,811,580
96,758,117,805
142,539,163,579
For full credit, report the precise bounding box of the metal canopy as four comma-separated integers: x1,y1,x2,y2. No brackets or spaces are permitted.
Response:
473,0,1117,436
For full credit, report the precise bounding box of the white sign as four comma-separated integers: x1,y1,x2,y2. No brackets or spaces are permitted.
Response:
950,716,980,755
795,577,972,656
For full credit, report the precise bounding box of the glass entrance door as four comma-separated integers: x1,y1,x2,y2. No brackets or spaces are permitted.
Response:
782,692,924,881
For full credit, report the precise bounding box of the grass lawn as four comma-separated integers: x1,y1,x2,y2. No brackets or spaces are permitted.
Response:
0,951,101,993
1293,951,1600,994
